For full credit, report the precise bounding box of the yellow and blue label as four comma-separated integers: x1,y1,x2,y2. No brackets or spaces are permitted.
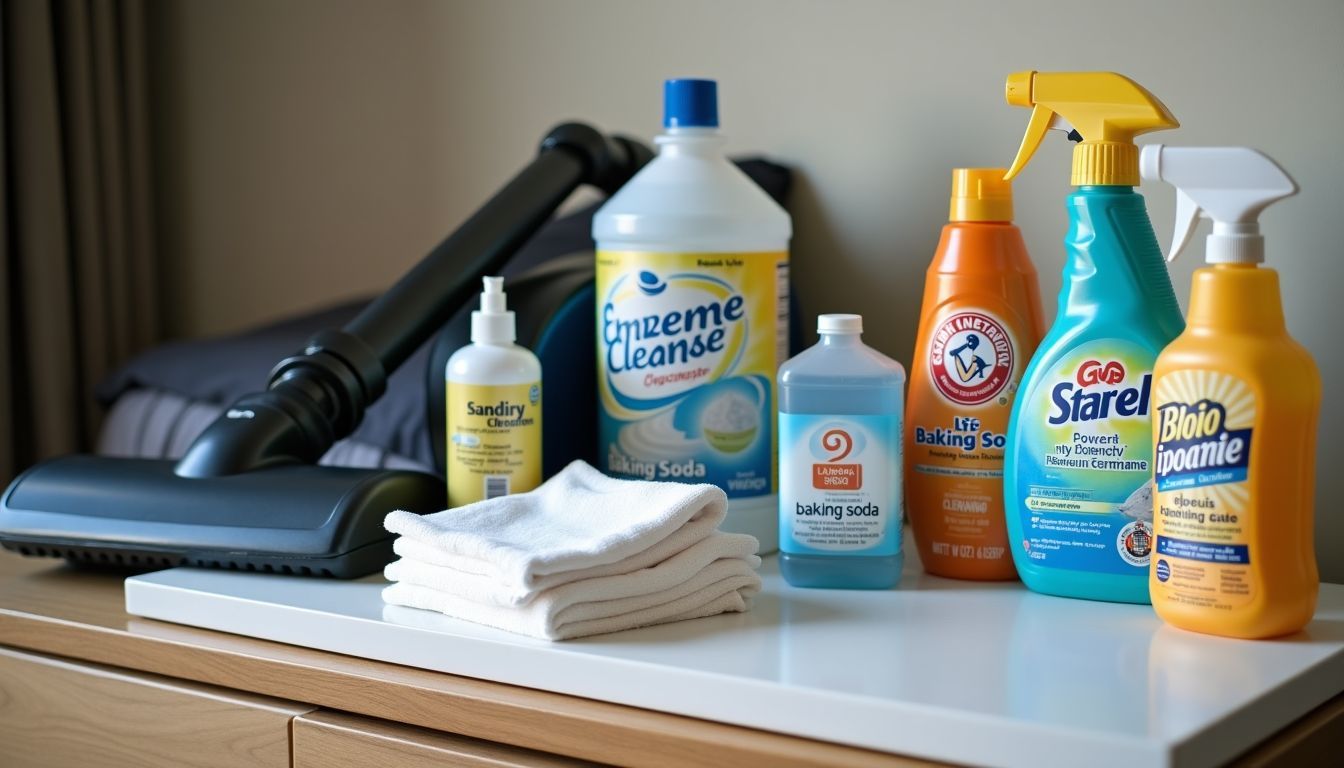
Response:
596,250,787,497
1013,340,1156,574
446,381,541,508
1152,370,1256,608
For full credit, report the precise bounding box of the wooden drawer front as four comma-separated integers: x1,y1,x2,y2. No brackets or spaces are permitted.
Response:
293,709,599,767
0,646,310,768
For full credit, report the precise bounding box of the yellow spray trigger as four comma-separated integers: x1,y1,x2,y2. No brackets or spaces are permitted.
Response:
1004,105,1072,181
1001,71,1179,186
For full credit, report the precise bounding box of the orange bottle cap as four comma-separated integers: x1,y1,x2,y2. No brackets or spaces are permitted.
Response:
950,168,1013,222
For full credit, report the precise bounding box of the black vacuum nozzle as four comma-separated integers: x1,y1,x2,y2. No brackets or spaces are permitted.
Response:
0,123,654,577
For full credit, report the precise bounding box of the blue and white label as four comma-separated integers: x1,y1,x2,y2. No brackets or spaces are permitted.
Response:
1013,340,1157,575
780,413,901,555
1154,399,1252,492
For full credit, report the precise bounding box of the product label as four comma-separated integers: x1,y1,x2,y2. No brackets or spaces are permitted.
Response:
596,251,787,497
446,381,541,507
906,307,1023,563
928,311,1015,406
1151,370,1256,608
1013,341,1156,574
780,413,901,555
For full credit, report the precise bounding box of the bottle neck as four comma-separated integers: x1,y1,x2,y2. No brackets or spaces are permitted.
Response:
931,220,1032,276
471,311,515,344
1186,263,1285,334
1062,185,1140,304
1059,185,1183,328
656,127,725,158
1076,184,1133,194
819,332,862,347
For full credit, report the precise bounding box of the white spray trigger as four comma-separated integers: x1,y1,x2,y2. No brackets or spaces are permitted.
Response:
1140,145,1298,265
1168,188,1203,264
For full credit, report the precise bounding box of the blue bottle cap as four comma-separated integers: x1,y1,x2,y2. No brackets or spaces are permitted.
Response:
663,79,718,129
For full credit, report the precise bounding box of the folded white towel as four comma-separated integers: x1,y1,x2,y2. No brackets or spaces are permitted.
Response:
390,513,726,595
383,460,730,586
381,461,762,640
386,531,761,607
383,557,761,640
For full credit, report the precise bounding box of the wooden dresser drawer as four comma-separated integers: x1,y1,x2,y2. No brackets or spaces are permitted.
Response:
0,646,311,768
293,709,598,767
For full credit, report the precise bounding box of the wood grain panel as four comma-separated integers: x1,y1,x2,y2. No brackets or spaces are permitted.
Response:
4,554,1339,767
293,709,595,767
0,555,927,767
0,645,311,768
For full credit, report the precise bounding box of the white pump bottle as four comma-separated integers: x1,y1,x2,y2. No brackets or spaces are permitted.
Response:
445,277,543,508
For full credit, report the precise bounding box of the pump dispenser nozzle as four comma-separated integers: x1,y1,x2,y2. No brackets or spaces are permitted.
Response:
1140,145,1298,264
471,276,516,344
1003,71,1179,186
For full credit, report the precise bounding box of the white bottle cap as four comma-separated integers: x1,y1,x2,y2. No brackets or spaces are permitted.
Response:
817,314,862,334
471,276,516,344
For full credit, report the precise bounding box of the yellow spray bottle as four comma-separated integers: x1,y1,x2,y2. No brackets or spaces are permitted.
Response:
1141,146,1320,638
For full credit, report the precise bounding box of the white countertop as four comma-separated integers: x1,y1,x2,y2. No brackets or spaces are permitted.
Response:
124,548,1344,768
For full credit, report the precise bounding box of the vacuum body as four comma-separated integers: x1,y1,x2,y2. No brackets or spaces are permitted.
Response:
0,124,652,577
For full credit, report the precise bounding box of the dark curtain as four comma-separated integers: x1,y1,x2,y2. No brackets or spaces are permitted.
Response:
0,0,159,484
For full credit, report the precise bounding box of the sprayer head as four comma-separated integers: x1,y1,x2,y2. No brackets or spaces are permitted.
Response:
1002,71,1178,186
1140,145,1298,265
472,276,516,343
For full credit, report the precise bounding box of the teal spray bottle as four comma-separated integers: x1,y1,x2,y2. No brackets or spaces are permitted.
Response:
1000,72,1185,603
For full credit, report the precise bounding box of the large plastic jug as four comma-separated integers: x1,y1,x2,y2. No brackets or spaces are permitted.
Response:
593,79,792,549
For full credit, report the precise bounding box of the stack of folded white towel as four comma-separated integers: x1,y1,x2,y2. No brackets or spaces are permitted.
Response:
381,461,762,640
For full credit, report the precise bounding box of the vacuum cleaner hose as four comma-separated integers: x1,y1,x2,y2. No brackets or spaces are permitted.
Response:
174,123,652,478
347,124,649,373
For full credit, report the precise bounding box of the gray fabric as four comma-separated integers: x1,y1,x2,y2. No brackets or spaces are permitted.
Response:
94,298,438,468
1,0,159,484
97,388,428,472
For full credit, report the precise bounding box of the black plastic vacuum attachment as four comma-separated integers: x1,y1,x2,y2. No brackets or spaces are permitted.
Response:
0,123,653,578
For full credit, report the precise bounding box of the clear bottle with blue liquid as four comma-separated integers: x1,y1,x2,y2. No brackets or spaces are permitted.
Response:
778,314,904,589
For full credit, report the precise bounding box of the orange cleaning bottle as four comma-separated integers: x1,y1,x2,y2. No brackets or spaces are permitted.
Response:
904,169,1044,579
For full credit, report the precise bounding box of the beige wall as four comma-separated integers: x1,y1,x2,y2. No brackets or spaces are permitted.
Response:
149,0,1344,577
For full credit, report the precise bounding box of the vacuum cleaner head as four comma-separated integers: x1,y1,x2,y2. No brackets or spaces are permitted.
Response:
0,123,652,578
0,456,439,577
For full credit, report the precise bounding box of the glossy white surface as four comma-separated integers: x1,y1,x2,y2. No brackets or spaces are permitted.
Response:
125,551,1344,768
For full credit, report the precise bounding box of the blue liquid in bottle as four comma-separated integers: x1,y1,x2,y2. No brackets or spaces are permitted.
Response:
778,314,905,589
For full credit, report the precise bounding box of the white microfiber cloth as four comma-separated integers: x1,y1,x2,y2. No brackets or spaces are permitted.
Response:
383,460,731,586
380,460,762,640
386,530,760,607
389,514,725,599
383,557,761,640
